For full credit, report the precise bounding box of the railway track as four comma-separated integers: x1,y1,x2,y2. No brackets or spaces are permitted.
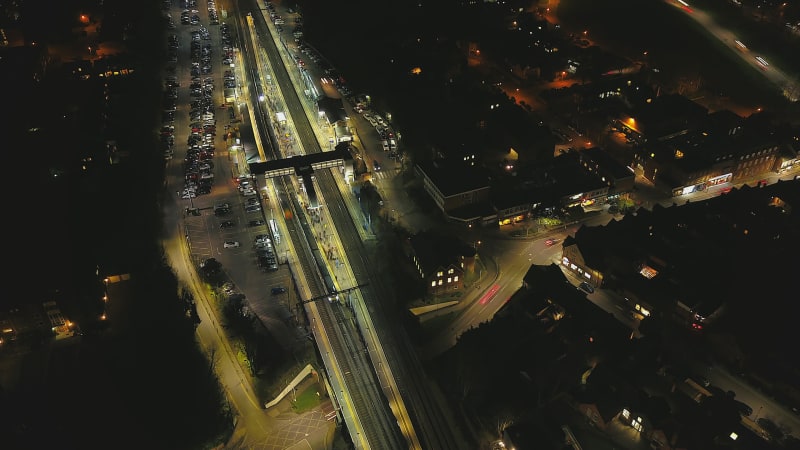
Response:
242,0,466,447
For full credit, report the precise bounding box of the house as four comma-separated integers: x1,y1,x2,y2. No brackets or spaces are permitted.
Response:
559,232,607,289
631,108,786,196
776,134,800,173
618,93,708,143
406,231,476,296
43,301,73,339
522,263,633,351
515,151,611,212
546,151,610,209
578,147,635,200
491,187,540,226
562,179,800,325
501,422,562,450
92,54,135,78
492,147,630,226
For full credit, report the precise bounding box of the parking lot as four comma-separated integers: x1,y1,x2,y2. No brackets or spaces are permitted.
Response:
165,0,302,349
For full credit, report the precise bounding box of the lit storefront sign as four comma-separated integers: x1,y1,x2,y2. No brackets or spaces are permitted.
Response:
708,173,732,186
680,185,697,195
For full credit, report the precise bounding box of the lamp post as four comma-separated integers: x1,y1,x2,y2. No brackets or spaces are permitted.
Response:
179,191,195,214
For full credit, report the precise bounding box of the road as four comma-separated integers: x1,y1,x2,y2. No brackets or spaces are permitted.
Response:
196,0,800,447
422,212,642,361
160,0,274,445
665,0,798,102
694,361,800,438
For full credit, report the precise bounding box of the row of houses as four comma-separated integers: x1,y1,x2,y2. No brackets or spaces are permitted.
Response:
558,178,799,329
412,92,799,229
498,262,777,450
414,146,636,228
621,95,800,196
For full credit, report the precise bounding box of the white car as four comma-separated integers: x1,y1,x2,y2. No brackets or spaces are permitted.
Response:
223,241,240,248
381,140,390,152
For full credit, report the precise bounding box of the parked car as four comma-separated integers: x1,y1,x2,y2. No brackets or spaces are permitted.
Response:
271,286,286,295
223,241,240,248
579,282,595,294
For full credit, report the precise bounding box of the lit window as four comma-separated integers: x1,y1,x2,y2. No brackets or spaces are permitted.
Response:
437,271,443,277
447,277,451,283
448,268,454,274
438,280,443,286
431,281,436,287
632,417,643,432
639,264,659,279
454,276,459,282
622,409,630,420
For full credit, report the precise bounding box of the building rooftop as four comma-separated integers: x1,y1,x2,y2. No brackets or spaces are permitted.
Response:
415,160,490,197
408,231,475,276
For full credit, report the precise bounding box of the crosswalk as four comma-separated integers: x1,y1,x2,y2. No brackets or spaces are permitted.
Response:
371,170,394,180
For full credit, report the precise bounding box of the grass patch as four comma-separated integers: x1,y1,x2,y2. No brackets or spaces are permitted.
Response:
419,310,457,339
291,383,322,413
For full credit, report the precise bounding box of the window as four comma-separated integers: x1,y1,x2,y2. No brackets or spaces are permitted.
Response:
448,268,454,274
438,280,443,286
436,271,443,277
447,277,452,283
431,281,436,287
632,417,643,432
454,276,459,282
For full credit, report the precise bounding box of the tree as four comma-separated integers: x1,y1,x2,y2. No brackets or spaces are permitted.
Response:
757,418,784,442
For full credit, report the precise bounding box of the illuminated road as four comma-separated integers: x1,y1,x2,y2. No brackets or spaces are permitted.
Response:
423,230,576,359
665,0,798,102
